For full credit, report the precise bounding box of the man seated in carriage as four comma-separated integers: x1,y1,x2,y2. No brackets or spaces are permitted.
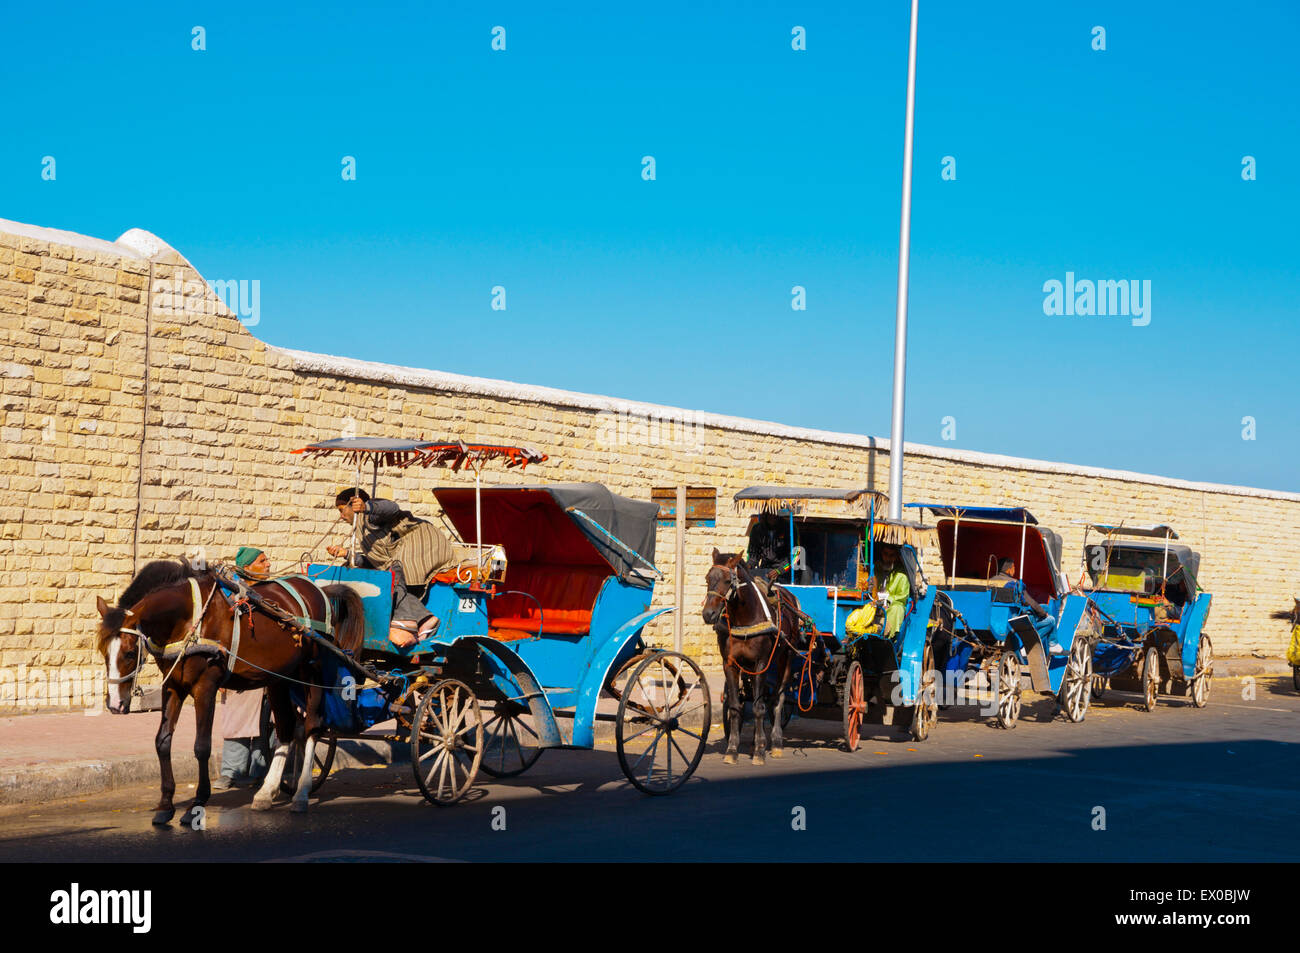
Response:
989,558,1058,648
326,488,456,649
874,545,911,639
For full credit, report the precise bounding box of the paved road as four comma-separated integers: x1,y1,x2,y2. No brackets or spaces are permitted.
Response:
1,676,1295,862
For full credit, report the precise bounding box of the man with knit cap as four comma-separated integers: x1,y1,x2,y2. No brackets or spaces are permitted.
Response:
216,545,272,789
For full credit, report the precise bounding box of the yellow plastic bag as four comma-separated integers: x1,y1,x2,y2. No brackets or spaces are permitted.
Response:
1287,625,1300,667
846,604,881,637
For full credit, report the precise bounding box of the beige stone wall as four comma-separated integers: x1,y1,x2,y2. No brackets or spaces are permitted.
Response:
2,221,1296,705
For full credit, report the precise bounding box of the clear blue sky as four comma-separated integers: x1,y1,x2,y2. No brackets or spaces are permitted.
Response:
3,2,1297,490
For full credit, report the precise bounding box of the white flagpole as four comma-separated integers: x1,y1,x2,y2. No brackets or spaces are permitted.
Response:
887,0,920,521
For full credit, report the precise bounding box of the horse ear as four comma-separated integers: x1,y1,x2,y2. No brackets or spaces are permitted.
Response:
178,555,192,573
711,548,722,564
96,596,110,619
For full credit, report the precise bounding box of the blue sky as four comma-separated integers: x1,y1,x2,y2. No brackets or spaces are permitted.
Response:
3,2,1298,490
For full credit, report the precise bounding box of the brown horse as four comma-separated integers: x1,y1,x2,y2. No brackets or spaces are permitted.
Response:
702,549,800,765
95,559,363,826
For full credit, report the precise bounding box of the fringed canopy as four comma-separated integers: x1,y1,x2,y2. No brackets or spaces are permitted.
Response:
870,519,936,548
734,486,888,515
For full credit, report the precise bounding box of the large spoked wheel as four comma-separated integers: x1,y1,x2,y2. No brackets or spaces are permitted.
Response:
1058,639,1093,723
410,679,484,806
616,651,711,795
996,652,1021,729
279,730,337,795
843,660,866,751
1142,645,1161,711
480,699,544,777
1190,634,1213,708
909,642,938,742
1090,676,1108,701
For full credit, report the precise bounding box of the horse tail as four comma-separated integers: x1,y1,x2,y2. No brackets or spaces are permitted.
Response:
323,584,366,655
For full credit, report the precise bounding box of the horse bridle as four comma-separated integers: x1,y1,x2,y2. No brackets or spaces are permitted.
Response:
702,563,742,611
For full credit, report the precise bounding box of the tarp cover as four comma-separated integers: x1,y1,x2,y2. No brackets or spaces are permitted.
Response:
434,483,660,587
909,503,1038,525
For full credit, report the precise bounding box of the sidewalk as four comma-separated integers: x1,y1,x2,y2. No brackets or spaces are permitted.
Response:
0,664,1286,806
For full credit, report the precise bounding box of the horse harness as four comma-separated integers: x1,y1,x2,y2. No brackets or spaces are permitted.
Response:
120,572,336,684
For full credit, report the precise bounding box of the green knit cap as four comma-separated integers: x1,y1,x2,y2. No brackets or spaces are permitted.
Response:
234,546,263,569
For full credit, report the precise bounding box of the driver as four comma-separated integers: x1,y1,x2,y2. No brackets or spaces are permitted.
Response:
326,488,455,649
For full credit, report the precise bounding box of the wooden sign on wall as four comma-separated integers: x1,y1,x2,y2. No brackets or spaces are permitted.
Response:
652,487,716,527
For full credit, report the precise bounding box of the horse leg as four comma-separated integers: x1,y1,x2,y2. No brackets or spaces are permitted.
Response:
770,650,791,759
252,685,296,811
290,680,323,814
178,670,220,829
152,683,185,826
722,661,742,765
751,662,768,766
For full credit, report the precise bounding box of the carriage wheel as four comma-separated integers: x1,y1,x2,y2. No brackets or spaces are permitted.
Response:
995,653,1021,729
410,679,484,806
479,699,544,778
280,730,337,795
1293,666,1300,694
1058,638,1092,723
616,652,710,795
842,661,866,751
1142,645,1160,711
909,643,938,742
1090,676,1108,701
1190,634,1213,708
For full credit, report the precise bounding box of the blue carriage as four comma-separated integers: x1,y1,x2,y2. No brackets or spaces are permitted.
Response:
291,439,710,805
734,487,941,747
1078,522,1214,710
906,505,1097,728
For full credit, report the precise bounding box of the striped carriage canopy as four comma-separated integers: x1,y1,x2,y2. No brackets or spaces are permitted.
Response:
292,437,548,471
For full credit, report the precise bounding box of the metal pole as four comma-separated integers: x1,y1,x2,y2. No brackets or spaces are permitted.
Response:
674,485,686,653
887,0,920,522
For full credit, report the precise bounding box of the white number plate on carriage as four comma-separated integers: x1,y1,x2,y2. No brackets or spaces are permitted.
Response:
458,597,477,613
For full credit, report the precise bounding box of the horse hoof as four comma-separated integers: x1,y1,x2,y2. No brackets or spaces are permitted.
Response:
151,809,175,827
178,809,204,830
251,797,272,812
290,799,309,815
723,753,738,765
770,748,784,759
752,755,765,767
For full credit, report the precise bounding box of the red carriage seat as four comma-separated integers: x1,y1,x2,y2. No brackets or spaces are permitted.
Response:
487,563,608,637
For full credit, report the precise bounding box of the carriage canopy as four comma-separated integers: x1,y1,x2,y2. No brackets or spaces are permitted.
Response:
433,483,660,587
908,504,1063,602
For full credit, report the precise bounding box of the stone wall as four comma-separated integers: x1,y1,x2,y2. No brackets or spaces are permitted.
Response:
2,219,1296,705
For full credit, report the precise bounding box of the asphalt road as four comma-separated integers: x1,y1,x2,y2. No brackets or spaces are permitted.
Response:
2,676,1295,863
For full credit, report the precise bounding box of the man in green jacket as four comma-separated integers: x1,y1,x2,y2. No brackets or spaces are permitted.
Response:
877,546,911,639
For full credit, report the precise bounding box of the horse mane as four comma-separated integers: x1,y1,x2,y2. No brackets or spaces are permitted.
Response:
98,560,206,651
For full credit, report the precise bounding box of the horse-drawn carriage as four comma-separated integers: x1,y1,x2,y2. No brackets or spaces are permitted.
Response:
708,487,941,753
906,504,1097,728
98,437,709,826
1077,522,1213,710
290,440,710,803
